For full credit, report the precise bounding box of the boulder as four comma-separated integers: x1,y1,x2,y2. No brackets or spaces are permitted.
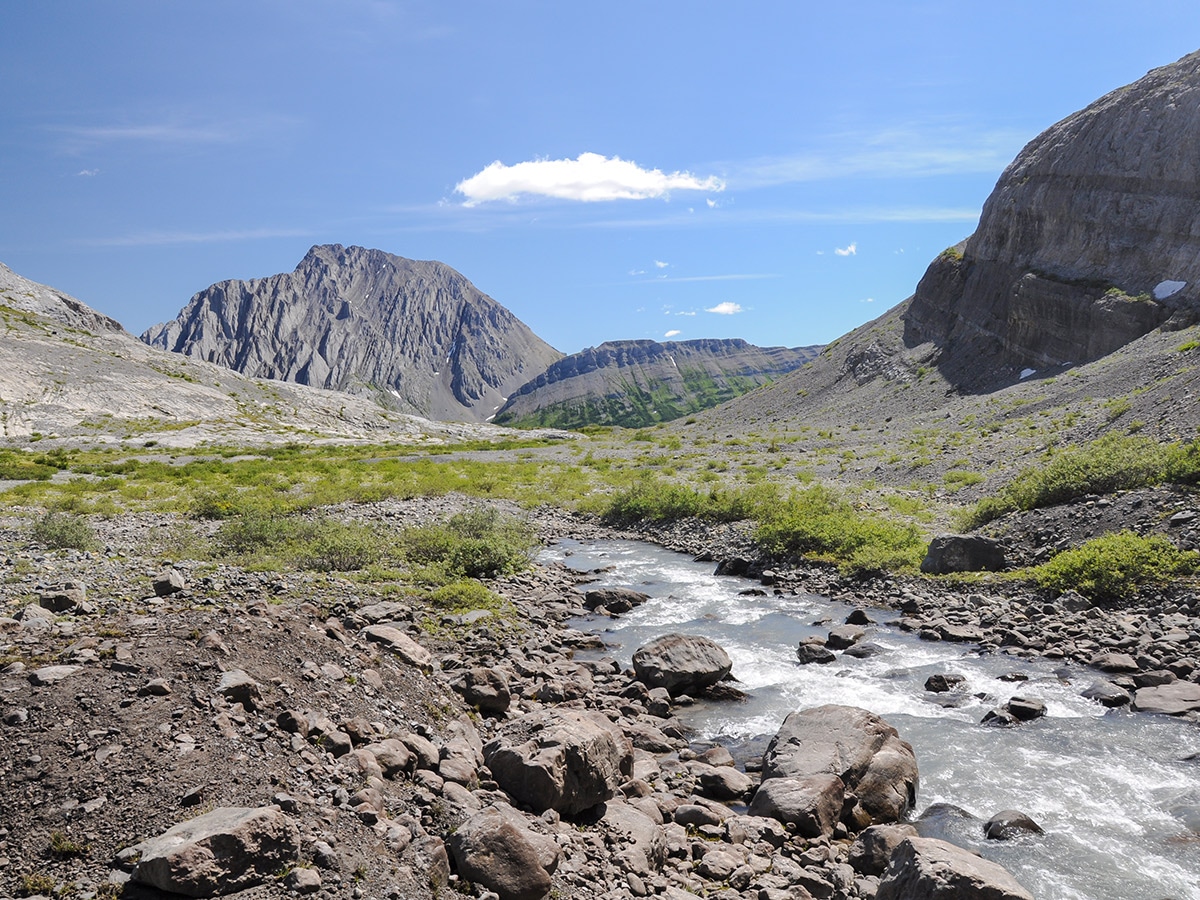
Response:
448,806,559,900
760,705,918,825
216,670,261,709
363,624,432,670
920,535,1005,575
827,624,865,650
983,810,1044,841
484,709,633,815
129,806,300,897
849,823,920,875
631,634,732,697
599,800,666,876
1091,651,1141,673
924,674,966,694
152,569,187,597
1133,681,1200,716
1081,680,1132,708
39,581,86,612
583,587,650,614
747,774,844,838
796,640,837,665
456,667,511,716
876,836,1033,900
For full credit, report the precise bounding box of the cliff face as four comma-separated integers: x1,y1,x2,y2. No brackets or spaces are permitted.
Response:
906,50,1200,389
0,262,126,335
142,245,563,422
494,337,820,429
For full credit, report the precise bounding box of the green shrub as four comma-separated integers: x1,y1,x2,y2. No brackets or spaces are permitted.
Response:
400,507,535,579
298,521,385,572
427,579,504,612
756,485,925,573
599,477,778,525
0,450,61,481
962,434,1172,528
31,511,97,551
1033,531,1198,600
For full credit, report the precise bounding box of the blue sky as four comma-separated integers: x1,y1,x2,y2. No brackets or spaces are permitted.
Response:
3,2,1199,354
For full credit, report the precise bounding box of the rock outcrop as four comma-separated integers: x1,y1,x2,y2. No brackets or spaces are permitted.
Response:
0,262,126,335
905,51,1200,390
876,836,1034,900
142,244,563,423
494,338,819,429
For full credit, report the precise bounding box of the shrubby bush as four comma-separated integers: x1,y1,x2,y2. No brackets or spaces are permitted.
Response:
31,511,97,551
1033,531,1198,600
400,507,536,579
599,477,778,525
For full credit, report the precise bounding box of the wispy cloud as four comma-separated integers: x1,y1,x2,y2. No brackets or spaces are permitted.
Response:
834,242,857,256
726,125,1025,188
76,169,99,177
706,302,743,315
654,259,670,269
455,152,725,205
664,329,681,338
54,114,302,154
636,273,778,284
82,227,314,247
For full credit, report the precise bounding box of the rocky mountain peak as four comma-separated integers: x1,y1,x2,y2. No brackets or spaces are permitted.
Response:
142,245,563,423
905,50,1200,389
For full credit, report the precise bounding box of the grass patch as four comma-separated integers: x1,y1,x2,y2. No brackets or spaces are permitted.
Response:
1031,531,1199,600
400,507,536,579
597,477,779,525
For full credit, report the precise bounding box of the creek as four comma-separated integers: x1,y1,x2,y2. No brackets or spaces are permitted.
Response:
542,538,1200,900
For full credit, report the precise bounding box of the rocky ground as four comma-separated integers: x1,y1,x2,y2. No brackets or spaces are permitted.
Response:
2,495,1198,900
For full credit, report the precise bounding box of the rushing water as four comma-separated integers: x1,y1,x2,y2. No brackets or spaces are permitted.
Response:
542,538,1200,900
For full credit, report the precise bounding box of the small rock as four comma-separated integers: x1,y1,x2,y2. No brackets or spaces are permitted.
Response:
984,810,1044,840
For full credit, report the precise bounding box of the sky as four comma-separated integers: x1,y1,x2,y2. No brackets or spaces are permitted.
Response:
3,3,1200,355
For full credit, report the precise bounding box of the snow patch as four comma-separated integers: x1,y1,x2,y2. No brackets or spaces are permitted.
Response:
1154,280,1186,300
1020,368,1037,380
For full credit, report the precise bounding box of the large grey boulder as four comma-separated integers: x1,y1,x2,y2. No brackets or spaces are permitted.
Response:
632,633,733,696
363,624,433,670
876,836,1033,900
599,799,667,876
484,709,633,815
448,806,559,900
920,535,1005,575
129,806,300,897
746,773,844,838
760,704,918,826
849,823,920,876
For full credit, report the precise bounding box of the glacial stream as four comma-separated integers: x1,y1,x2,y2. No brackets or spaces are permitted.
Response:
542,538,1200,900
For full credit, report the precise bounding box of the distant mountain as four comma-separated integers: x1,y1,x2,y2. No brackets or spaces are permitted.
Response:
493,338,820,429
904,49,1200,392
0,262,549,447
142,245,564,423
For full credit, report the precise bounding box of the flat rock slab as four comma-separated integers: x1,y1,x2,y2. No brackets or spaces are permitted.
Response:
1134,681,1200,716
29,665,82,686
363,624,433,669
130,806,299,897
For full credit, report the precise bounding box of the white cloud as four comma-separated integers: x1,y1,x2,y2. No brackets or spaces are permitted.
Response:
706,302,743,315
654,260,669,269
676,310,696,316
77,168,99,177
706,198,717,208
835,242,857,256
454,152,725,205
861,297,875,303
664,329,681,338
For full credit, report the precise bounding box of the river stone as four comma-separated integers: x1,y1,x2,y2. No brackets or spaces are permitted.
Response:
876,836,1033,900
984,810,1044,840
827,624,865,650
747,773,844,838
129,806,300,897
849,823,920,875
920,535,1005,575
914,803,981,847
1091,651,1141,673
583,587,650,615
600,799,666,876
631,633,733,697
1133,681,1200,716
1081,680,1132,708
796,639,837,665
925,674,965,694
362,624,432,670
761,704,918,825
484,708,633,815
447,806,559,900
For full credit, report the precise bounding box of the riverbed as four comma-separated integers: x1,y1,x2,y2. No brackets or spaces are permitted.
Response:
543,537,1200,900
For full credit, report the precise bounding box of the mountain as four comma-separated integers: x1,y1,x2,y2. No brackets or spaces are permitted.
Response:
493,338,820,429
142,245,564,423
905,50,1200,392
695,51,1200,487
0,262,126,335
0,263,551,447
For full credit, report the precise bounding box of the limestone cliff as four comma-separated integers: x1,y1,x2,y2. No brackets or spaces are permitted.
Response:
494,338,819,429
142,245,563,422
906,50,1200,389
